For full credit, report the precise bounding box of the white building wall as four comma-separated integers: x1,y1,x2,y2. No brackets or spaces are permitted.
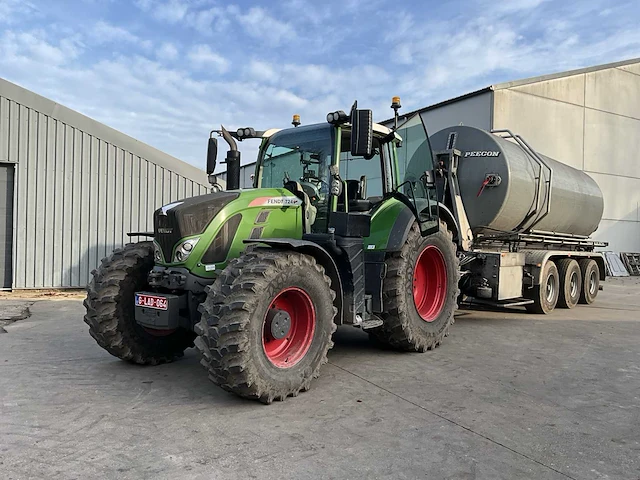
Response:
491,62,640,252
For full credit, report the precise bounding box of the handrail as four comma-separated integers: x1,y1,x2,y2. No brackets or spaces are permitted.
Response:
490,129,554,233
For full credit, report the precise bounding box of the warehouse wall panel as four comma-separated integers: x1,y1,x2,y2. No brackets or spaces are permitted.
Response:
585,68,640,120
510,74,586,106
583,109,640,179
0,78,210,289
493,89,585,170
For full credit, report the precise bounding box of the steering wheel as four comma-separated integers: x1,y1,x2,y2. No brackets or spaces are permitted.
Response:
299,180,322,204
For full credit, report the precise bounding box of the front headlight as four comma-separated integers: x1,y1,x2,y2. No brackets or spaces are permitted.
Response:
173,238,200,263
153,241,164,263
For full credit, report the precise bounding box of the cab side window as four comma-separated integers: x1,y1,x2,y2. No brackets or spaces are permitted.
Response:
339,136,384,199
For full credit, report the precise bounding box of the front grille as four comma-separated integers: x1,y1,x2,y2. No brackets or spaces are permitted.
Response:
155,214,182,261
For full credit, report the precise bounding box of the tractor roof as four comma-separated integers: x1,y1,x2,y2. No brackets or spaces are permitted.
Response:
260,122,394,139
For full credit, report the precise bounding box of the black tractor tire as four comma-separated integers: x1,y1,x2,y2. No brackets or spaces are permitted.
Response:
195,250,337,404
368,221,459,352
556,258,582,309
525,261,560,314
84,242,195,365
578,259,600,305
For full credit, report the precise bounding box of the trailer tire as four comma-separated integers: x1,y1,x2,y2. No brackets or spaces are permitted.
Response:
84,242,195,365
195,250,337,404
578,259,600,305
525,261,560,314
369,221,459,352
556,258,582,309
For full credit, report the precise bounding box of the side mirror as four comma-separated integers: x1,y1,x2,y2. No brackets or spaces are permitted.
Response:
350,108,373,157
206,137,218,174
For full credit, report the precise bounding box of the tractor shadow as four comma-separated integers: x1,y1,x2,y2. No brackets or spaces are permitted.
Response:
90,310,514,408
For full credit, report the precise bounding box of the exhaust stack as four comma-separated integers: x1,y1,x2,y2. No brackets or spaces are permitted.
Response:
221,126,241,191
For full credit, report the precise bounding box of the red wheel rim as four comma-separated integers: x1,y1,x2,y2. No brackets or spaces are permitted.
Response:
262,287,316,368
413,245,447,322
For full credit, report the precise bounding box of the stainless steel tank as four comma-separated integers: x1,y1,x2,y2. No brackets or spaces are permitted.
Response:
428,126,604,237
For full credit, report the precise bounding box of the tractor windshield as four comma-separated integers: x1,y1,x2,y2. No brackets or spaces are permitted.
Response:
257,123,334,232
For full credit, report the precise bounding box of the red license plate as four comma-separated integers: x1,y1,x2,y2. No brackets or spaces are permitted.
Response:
135,293,168,310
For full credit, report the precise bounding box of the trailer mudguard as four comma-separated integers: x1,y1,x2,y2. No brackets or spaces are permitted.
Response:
521,250,607,285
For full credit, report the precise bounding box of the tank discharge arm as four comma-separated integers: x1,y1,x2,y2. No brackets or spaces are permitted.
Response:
434,149,474,251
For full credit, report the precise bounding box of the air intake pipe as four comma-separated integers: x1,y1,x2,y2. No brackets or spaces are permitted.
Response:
221,126,241,191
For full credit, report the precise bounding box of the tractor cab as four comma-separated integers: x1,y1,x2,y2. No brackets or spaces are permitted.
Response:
251,106,440,239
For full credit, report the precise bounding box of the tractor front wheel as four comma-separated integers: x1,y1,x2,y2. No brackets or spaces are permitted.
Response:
369,222,459,352
195,250,337,403
84,242,195,364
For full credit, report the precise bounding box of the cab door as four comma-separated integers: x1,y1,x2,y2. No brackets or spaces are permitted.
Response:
387,123,440,237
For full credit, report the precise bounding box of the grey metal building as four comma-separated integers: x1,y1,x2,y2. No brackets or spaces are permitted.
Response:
0,78,210,289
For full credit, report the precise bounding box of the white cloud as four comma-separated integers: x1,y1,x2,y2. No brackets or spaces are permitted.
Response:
157,42,178,60
0,30,82,66
235,7,296,46
185,6,229,35
155,0,188,23
91,21,140,44
187,44,230,73
136,0,189,23
0,0,38,24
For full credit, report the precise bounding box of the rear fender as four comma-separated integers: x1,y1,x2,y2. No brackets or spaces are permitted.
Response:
244,238,344,325
385,202,460,252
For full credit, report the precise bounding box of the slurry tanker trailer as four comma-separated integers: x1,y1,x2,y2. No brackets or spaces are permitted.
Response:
428,125,606,314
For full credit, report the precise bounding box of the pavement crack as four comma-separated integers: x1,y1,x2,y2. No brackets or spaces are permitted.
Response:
329,361,578,480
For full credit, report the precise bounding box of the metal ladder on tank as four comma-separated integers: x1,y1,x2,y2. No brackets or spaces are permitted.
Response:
491,129,554,234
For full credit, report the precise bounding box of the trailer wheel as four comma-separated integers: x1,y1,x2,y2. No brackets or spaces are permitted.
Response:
84,242,195,365
578,259,600,305
525,261,560,314
195,250,337,404
556,258,582,309
369,221,459,352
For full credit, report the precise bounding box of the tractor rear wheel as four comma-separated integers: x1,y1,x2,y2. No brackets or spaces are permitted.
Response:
369,222,459,352
84,242,195,365
195,250,337,404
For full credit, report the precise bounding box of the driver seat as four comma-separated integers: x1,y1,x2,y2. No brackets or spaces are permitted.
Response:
284,181,317,233
344,177,371,212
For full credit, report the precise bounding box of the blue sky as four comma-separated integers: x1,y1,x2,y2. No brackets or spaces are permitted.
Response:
1,0,639,170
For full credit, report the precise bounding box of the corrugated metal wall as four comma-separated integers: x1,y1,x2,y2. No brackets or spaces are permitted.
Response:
0,78,210,289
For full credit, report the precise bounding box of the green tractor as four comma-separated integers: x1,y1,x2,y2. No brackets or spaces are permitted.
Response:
84,99,459,403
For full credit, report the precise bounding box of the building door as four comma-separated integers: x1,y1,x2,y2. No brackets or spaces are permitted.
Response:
0,163,14,289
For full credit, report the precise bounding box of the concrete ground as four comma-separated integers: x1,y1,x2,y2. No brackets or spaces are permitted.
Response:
1,279,639,480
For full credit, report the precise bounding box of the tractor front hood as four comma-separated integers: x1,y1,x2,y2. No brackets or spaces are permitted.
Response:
154,191,240,262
